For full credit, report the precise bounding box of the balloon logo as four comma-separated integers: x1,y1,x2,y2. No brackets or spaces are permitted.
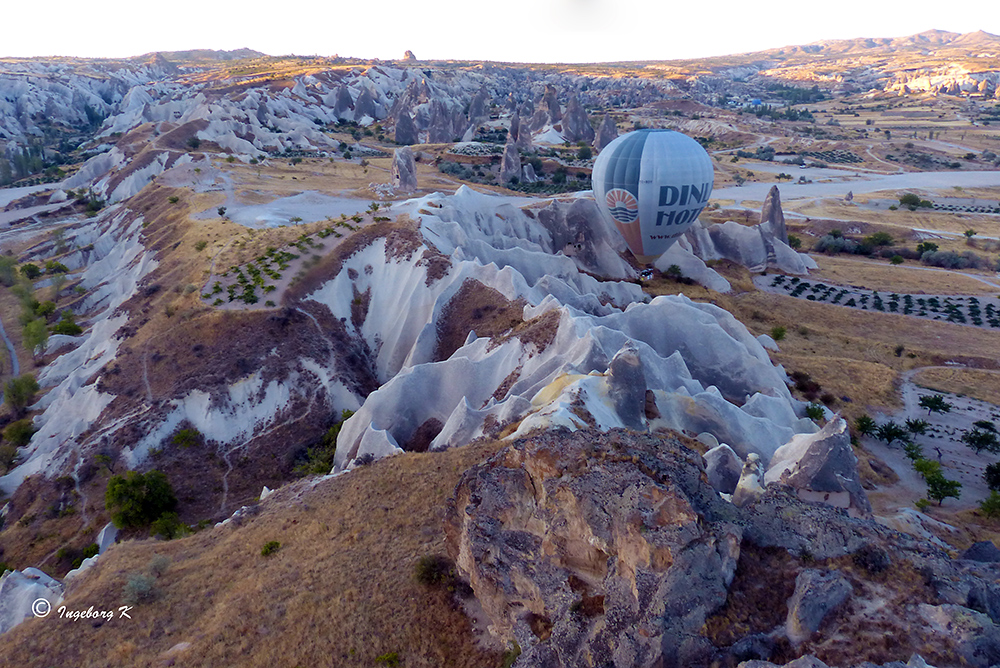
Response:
592,129,714,264
605,189,639,223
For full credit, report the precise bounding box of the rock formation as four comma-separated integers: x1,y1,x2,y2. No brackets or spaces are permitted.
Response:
785,569,853,645
403,50,417,61
668,186,817,277
446,427,1000,667
445,428,741,668
391,147,417,191
500,135,520,183
334,85,354,118
765,417,872,518
560,93,595,144
758,185,787,243
521,163,539,183
594,113,618,151
732,452,765,507
508,110,520,142
704,443,742,495
844,190,853,202
353,86,378,121
393,110,418,146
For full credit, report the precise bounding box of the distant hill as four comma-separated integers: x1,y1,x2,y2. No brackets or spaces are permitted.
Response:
137,48,266,63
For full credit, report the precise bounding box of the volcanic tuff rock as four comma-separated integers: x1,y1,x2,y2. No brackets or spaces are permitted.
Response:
704,443,743,495
758,185,788,244
594,113,618,151
445,428,1000,667
393,110,418,145
500,135,521,183
764,418,872,518
445,428,742,668
391,146,417,191
675,186,817,276
560,93,595,144
785,569,853,645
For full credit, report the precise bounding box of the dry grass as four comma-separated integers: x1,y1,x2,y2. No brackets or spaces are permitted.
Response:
809,254,1000,295
912,367,1000,406
1,442,508,668
790,199,1000,236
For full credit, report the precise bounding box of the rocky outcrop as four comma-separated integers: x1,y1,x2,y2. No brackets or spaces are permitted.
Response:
732,453,766,507
594,113,618,151
607,345,647,430
446,428,742,668
704,443,742,495
0,568,64,634
500,135,520,183
521,163,539,183
509,110,521,143
561,93,594,144
758,185,787,243
334,85,354,118
765,418,872,518
678,187,817,276
961,541,1000,562
785,569,853,645
403,50,417,61
354,87,378,121
391,147,417,191
427,99,456,144
393,110,418,146
530,84,562,132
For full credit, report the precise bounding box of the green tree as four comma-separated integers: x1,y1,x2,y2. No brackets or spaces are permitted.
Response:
19,264,40,280
4,374,39,416
890,255,904,265
961,427,1000,454
22,319,48,359
916,241,938,254
854,415,876,436
905,418,929,435
105,470,177,529
919,394,952,416
981,491,1000,519
964,229,977,240
0,256,17,287
876,421,909,446
576,146,592,160
985,462,1000,492
925,472,961,506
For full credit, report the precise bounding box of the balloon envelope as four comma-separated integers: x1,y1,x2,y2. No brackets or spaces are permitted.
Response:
592,129,714,264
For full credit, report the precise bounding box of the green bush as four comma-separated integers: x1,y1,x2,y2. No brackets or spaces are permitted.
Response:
151,513,185,540
294,410,355,476
804,403,825,420
769,325,786,341
35,301,56,318
105,470,177,529
168,196,180,204
981,491,1000,518
194,240,208,252
375,653,400,667
19,264,40,280
4,374,39,415
4,419,36,447
261,541,281,557
123,573,157,605
171,428,202,449
51,311,83,336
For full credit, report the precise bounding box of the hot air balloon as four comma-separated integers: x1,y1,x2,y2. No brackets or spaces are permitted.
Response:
592,129,714,264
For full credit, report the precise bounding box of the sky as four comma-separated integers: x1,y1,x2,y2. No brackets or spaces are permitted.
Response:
3,0,998,63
